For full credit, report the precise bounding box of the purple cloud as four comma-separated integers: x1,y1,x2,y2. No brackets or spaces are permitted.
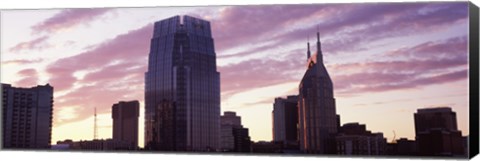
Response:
45,24,152,91
46,24,151,126
31,8,112,34
8,36,50,53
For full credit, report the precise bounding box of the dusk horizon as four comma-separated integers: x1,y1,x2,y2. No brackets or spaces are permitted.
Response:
1,2,470,152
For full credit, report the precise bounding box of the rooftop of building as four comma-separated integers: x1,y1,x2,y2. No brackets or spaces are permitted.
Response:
416,107,453,113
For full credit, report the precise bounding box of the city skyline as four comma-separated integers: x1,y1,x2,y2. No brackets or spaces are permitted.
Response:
0,2,470,148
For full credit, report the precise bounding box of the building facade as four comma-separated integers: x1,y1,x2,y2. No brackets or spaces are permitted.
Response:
112,100,140,149
144,15,220,151
2,83,53,149
414,107,465,156
335,123,387,155
272,95,298,146
220,111,251,152
298,32,338,154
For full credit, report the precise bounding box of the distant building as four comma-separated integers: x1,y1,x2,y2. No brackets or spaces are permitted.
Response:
221,111,241,126
144,15,220,151
251,141,284,153
220,111,251,152
335,123,387,155
386,138,418,156
112,100,140,149
55,139,136,151
298,32,338,154
2,83,54,149
272,95,298,147
232,127,250,152
414,107,465,156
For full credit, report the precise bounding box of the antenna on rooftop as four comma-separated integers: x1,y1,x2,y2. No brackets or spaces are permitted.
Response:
392,130,397,143
94,107,98,140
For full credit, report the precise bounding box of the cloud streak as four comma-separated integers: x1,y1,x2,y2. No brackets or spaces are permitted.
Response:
330,36,468,95
1,58,43,65
8,36,50,53
31,8,112,34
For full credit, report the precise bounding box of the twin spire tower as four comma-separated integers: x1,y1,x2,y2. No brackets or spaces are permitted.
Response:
299,28,339,154
306,29,323,64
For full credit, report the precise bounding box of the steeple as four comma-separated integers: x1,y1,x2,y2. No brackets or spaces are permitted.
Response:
316,27,323,64
307,41,311,61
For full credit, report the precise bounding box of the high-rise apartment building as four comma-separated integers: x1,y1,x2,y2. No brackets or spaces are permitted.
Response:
272,95,298,145
144,15,220,151
298,32,338,154
112,100,139,149
2,83,53,149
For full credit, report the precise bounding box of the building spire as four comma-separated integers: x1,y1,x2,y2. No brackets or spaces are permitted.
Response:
307,38,311,61
94,107,98,140
316,26,323,64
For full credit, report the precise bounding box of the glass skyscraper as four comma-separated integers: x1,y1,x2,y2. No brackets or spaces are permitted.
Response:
144,15,220,151
298,32,338,154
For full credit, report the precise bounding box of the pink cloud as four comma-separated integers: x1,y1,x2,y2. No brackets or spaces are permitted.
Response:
8,36,50,53
31,8,112,34
15,68,39,87
1,58,43,65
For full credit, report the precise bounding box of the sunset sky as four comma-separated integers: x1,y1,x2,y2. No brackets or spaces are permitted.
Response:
0,2,470,148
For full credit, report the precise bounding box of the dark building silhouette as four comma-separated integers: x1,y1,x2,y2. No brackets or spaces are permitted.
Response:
414,107,464,156
272,95,298,147
251,141,284,153
220,111,251,152
232,127,250,152
55,139,136,150
112,100,139,149
386,138,418,156
2,83,53,149
298,32,338,154
144,15,220,151
335,123,387,155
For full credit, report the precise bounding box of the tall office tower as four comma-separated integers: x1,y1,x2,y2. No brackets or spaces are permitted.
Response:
112,100,140,149
414,107,464,156
298,32,338,154
2,83,53,149
144,15,220,151
272,95,298,145
220,111,251,152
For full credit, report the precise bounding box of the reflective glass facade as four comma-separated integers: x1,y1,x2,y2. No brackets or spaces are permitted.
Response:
145,15,220,151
